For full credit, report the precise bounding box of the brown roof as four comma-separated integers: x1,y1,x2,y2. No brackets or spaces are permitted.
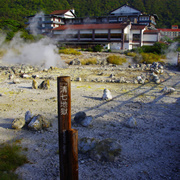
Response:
53,23,128,31
50,10,69,15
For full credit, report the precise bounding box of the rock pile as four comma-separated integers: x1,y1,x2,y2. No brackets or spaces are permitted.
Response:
31,79,50,90
150,62,164,74
12,111,51,131
74,111,93,127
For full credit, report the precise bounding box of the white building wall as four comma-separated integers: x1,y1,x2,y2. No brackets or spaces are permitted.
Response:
111,29,122,33
143,34,158,41
124,42,129,50
124,24,131,40
64,11,75,18
95,30,108,33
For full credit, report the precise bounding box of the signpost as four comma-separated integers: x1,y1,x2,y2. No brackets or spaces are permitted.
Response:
178,52,180,68
57,76,78,180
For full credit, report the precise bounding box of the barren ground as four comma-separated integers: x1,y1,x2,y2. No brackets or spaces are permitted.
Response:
0,51,180,180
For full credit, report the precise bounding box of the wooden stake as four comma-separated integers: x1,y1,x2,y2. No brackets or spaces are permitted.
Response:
57,76,78,180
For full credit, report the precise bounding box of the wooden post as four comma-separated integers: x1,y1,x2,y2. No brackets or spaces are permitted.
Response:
57,76,78,180
178,52,180,68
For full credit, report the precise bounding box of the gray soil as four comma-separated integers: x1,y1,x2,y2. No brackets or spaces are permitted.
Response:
0,51,180,180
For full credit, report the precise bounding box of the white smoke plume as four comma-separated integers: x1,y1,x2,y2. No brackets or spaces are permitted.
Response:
28,11,44,36
0,12,65,68
1,33,64,68
166,42,179,65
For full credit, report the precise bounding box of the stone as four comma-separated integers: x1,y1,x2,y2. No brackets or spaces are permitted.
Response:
22,74,30,78
13,78,20,84
162,86,176,94
32,79,38,89
74,111,86,124
69,58,81,65
109,74,115,78
81,116,93,127
28,114,51,131
102,89,112,100
38,80,50,90
9,74,14,80
119,77,125,83
127,116,137,128
137,76,145,84
76,77,82,81
12,118,25,130
78,137,98,153
32,74,39,79
90,139,121,162
25,111,33,124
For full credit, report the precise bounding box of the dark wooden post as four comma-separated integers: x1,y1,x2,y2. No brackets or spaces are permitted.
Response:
177,52,180,67
57,76,78,180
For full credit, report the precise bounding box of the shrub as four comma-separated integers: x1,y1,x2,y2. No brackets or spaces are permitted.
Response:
135,42,168,55
107,55,127,65
81,57,97,65
92,45,103,52
58,48,82,55
126,52,136,57
0,142,28,179
133,53,162,64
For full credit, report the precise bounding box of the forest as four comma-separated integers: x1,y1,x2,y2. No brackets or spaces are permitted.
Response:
0,0,180,39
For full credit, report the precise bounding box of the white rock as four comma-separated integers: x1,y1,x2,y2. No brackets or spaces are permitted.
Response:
162,87,176,94
22,74,30,78
102,89,112,100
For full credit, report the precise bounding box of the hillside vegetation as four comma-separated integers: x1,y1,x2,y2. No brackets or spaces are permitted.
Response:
0,0,179,29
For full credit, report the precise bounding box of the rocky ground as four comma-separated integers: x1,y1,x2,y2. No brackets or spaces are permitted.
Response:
0,51,180,180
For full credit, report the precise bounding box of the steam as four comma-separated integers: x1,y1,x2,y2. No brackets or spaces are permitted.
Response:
166,42,179,65
0,12,65,68
28,11,44,36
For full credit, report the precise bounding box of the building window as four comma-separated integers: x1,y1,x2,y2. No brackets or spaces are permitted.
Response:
80,34,92,38
95,34,108,38
133,34,140,41
111,33,122,39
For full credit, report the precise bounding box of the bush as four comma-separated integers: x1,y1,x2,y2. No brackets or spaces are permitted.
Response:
133,53,162,64
81,57,97,65
107,55,127,65
0,142,28,179
126,52,137,57
92,45,103,52
135,42,168,55
58,48,82,55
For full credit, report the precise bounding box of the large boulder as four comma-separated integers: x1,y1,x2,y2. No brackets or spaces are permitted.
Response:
90,139,121,162
28,114,51,131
